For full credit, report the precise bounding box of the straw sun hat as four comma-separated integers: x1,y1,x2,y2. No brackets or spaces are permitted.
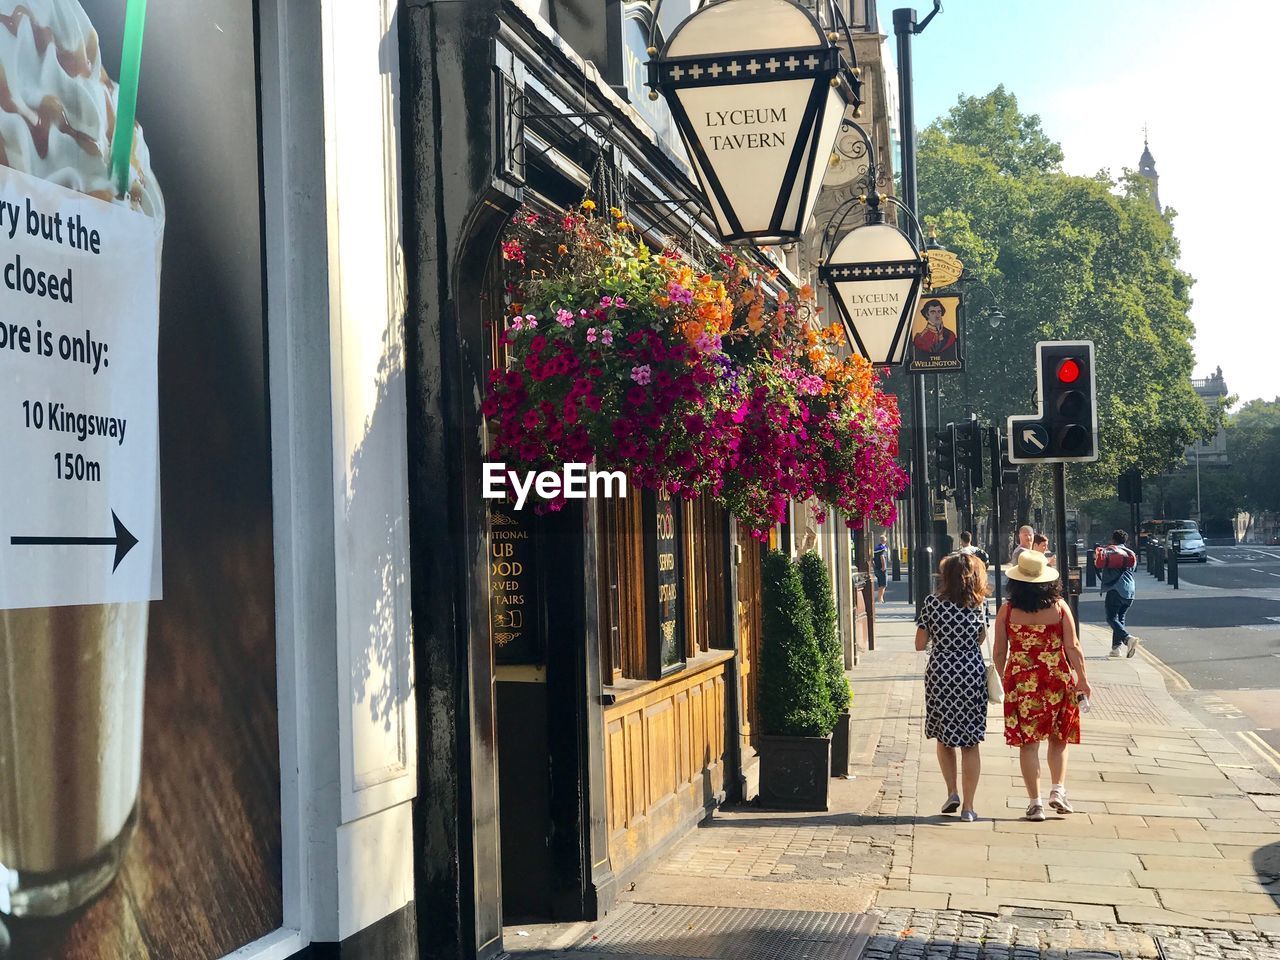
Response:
1004,550,1060,584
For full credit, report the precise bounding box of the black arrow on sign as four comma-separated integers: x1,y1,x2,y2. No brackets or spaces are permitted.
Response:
11,511,139,572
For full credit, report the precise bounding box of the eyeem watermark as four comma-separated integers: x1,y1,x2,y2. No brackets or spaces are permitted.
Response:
483,462,627,510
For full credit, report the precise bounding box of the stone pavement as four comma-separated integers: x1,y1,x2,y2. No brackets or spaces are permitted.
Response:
872,600,1280,933
508,594,1280,959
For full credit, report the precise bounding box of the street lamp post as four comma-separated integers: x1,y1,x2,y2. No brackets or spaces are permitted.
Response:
893,2,941,614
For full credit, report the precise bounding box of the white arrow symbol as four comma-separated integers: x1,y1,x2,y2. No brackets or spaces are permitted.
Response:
1022,428,1046,451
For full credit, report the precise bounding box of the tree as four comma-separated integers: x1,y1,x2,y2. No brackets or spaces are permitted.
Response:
797,551,849,727
1226,399,1280,516
903,87,1219,516
760,551,833,738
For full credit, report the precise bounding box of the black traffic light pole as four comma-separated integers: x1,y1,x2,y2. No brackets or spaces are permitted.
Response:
895,3,941,614
989,426,1003,610
1054,462,1074,621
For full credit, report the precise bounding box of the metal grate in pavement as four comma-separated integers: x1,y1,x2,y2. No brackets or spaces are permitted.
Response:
568,903,875,960
1087,683,1169,725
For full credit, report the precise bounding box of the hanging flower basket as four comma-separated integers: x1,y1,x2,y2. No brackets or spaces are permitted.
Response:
483,204,907,535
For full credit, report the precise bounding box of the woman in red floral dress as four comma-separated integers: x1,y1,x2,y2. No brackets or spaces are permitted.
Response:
993,550,1092,822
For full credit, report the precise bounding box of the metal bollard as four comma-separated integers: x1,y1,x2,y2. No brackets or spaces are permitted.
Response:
1086,543,1098,588
892,547,901,582
1168,544,1179,589
1155,544,1166,582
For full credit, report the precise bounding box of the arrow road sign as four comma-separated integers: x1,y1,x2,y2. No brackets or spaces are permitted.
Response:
11,511,140,573
1009,419,1050,461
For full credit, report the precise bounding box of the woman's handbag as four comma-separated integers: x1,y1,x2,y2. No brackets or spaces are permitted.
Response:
983,628,1004,705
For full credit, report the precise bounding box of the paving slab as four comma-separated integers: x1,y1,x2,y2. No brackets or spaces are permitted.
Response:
1133,869,1252,892
1047,865,1139,887
1114,906,1256,930
1159,889,1280,916
985,879,1158,907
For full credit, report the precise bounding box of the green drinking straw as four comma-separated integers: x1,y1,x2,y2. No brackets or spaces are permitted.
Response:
108,0,148,198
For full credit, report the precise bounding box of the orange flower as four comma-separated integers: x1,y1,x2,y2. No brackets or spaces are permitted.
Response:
581,199,596,211
682,320,705,345
557,244,568,255
746,300,766,333
799,283,815,300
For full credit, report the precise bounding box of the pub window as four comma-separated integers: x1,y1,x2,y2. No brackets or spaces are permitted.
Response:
682,495,728,655
597,495,647,682
597,489,693,683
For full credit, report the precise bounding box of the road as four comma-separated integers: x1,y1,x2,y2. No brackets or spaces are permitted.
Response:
1077,543,1280,768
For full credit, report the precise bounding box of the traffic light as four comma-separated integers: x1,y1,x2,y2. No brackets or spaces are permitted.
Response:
957,419,983,488
1118,467,1142,504
1002,452,1019,488
935,424,957,492
989,427,1019,488
1008,340,1098,463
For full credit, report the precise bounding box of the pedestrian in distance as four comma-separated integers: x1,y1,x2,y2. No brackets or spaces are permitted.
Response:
1032,533,1058,567
958,530,989,565
1096,529,1140,658
915,552,991,823
1010,525,1035,563
993,550,1091,822
873,534,889,604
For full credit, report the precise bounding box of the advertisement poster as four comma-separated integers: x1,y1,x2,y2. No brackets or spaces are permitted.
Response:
0,0,281,956
907,293,965,374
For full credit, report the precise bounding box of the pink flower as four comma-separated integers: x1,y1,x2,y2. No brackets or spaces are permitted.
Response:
614,296,630,310
524,314,538,329
556,309,575,327
510,315,525,331
631,364,652,385
601,296,614,308
600,329,614,346
586,327,598,343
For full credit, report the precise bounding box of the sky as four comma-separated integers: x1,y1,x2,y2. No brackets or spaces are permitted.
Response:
875,0,1276,405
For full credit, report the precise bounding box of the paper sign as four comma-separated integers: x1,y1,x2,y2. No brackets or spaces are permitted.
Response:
0,166,162,609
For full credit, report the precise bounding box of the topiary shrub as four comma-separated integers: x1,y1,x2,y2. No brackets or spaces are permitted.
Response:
798,551,849,726
760,550,833,738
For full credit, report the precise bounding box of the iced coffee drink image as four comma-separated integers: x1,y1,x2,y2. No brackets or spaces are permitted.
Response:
0,0,163,917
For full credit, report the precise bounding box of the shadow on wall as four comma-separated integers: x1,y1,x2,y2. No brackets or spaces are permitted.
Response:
344,2,413,735
347,323,413,732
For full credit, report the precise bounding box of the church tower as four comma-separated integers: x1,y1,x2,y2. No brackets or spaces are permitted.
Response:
1139,134,1161,212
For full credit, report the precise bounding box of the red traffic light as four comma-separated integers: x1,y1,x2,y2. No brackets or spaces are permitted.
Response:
1056,358,1082,384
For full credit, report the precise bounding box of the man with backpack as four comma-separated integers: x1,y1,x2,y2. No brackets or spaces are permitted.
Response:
1096,529,1140,658
958,530,989,565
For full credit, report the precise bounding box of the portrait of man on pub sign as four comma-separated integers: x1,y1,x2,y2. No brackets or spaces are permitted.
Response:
908,294,964,373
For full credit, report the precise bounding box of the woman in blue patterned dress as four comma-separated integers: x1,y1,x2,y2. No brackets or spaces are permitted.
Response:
914,552,990,822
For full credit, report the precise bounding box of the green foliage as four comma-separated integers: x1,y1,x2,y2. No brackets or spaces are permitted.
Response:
913,87,1217,502
797,551,849,721
1155,470,1243,524
760,550,833,738
1226,399,1280,514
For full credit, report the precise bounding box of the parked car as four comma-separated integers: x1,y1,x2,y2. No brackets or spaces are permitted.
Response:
1168,527,1208,563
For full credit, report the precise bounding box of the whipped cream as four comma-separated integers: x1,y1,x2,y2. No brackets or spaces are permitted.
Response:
1,0,163,222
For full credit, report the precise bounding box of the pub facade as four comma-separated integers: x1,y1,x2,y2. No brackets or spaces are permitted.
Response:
0,1,893,959
402,1,896,957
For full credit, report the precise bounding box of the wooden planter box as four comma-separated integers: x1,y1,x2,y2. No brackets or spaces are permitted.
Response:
830,712,851,778
758,733,831,811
